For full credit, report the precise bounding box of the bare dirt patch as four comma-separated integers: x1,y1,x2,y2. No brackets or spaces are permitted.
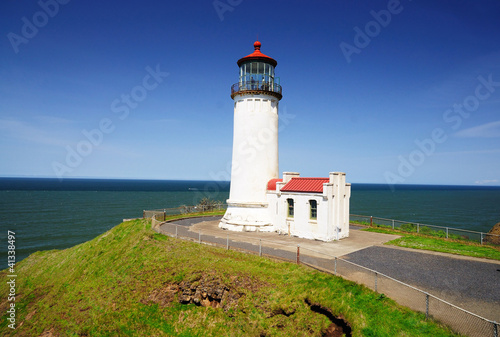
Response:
143,273,261,312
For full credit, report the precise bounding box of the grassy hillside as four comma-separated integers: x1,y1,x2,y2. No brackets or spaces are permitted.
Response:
1,219,461,336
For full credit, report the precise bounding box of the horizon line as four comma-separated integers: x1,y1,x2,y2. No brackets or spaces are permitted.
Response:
0,176,499,188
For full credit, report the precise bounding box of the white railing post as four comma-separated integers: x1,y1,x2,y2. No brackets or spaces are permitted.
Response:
259,239,262,257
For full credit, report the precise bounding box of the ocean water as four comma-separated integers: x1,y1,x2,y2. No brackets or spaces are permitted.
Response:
0,178,230,269
351,184,500,230
1,178,499,268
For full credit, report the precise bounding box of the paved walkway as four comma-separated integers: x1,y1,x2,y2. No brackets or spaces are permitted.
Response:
165,216,401,258
158,216,500,324
344,246,500,322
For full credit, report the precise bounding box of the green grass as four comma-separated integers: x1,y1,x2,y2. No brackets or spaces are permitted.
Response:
387,235,500,260
0,217,461,336
360,224,500,261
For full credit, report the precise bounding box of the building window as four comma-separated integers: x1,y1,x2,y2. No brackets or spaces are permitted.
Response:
287,198,294,218
310,200,317,220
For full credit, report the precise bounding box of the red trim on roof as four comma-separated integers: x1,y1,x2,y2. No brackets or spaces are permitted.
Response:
237,41,278,67
267,178,283,191
281,178,329,193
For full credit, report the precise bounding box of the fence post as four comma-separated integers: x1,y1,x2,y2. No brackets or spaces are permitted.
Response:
425,293,429,319
175,225,178,239
226,234,229,250
417,223,420,233
259,239,262,257
446,227,449,239
374,272,378,292
481,233,484,245
370,216,373,227
296,245,300,264
392,219,395,230
334,257,337,276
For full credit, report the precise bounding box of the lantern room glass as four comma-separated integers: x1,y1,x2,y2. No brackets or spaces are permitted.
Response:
239,61,275,90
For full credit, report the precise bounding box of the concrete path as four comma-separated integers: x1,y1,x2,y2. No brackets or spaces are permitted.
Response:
176,217,401,258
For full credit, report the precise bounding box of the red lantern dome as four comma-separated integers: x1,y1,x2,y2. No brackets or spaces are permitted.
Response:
237,41,277,67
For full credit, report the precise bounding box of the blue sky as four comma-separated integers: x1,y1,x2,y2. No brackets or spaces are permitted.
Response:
1,0,499,186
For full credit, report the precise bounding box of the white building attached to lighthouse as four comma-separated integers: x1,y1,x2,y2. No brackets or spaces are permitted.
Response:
219,41,351,242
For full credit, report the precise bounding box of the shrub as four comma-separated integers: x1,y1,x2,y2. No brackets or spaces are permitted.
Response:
400,223,417,232
419,226,432,234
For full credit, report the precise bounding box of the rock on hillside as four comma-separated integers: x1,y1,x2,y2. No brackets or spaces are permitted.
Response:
485,222,500,245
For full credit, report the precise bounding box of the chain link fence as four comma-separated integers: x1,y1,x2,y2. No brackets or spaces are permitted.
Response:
149,214,499,337
319,253,497,337
145,206,499,246
350,214,500,247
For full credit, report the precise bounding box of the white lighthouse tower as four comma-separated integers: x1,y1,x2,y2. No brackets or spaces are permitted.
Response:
219,41,282,232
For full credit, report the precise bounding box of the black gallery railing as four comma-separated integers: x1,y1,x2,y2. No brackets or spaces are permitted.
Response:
231,82,282,97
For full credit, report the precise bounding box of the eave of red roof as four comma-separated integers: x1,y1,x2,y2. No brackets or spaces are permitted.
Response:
281,177,329,193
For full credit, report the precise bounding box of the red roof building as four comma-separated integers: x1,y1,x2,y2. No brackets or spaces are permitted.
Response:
265,172,351,241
